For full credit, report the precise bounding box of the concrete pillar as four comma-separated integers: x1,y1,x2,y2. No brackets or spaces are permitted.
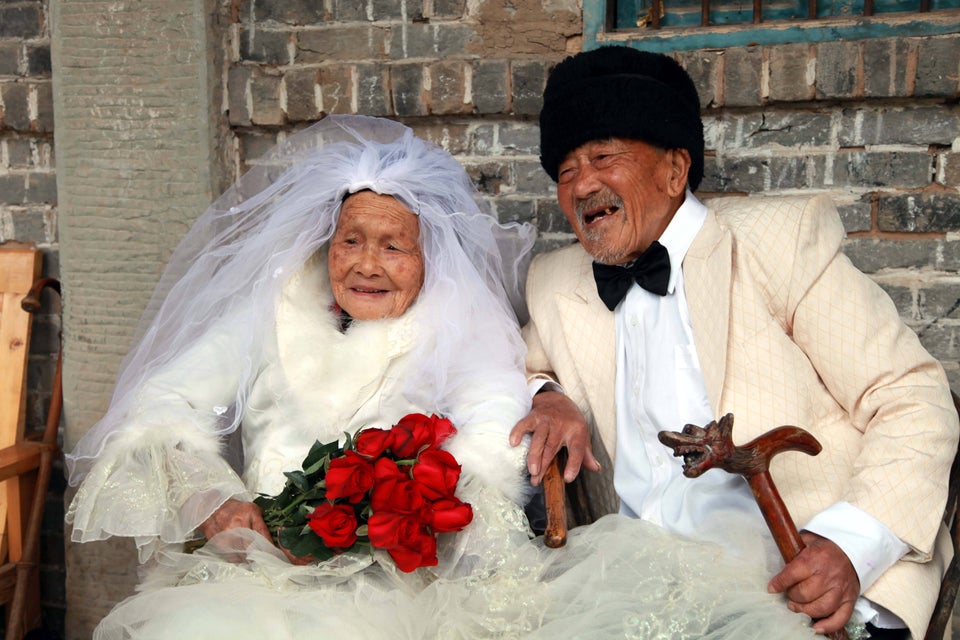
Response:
50,0,229,635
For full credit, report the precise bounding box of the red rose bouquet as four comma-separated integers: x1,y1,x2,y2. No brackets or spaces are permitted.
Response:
254,413,473,573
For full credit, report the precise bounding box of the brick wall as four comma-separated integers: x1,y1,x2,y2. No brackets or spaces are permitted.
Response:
226,0,959,389
0,0,65,635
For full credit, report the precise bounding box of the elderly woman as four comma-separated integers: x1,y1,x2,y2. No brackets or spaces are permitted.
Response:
67,116,822,640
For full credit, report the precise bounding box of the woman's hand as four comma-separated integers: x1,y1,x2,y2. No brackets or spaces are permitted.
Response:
199,498,273,540
198,498,313,565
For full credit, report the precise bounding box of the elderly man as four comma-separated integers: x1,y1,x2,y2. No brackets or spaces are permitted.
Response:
510,46,958,640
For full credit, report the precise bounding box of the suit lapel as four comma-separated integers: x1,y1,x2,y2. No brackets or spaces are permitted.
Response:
556,248,618,455
683,208,732,417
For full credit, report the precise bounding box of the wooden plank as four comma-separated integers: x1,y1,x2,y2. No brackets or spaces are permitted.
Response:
0,246,41,564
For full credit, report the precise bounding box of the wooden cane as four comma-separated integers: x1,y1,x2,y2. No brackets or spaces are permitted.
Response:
658,414,849,640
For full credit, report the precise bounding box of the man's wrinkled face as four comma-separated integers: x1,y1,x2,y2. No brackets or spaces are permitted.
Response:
328,191,424,321
556,138,685,265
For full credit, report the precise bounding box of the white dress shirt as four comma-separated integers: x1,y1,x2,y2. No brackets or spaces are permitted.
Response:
611,192,908,629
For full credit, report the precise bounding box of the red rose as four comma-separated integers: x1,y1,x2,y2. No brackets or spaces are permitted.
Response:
354,428,392,458
412,449,462,500
307,503,358,549
371,474,425,514
386,532,438,573
325,450,375,503
425,497,473,533
372,456,405,482
367,511,438,572
389,414,437,458
428,415,457,447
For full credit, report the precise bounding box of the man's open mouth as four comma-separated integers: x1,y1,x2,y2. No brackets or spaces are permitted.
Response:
584,206,619,225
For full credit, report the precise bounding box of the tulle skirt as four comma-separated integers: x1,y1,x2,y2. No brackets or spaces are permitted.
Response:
94,484,818,640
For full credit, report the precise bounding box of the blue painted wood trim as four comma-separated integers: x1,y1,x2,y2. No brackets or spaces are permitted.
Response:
582,0,960,51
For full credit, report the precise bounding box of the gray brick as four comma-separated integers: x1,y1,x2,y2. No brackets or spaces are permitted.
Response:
768,44,814,102
470,124,496,155
297,27,388,63
815,41,859,99
915,36,960,98
471,60,508,114
227,65,252,126
862,39,909,98
833,151,931,189
12,204,45,238
332,0,368,21
839,107,960,147
391,64,427,116
739,112,833,148
836,200,872,233
240,28,292,65
677,50,720,109
436,24,476,57
396,24,438,59
26,172,56,204
465,161,512,196
5,136,33,168
26,44,51,76
918,283,960,321
356,63,391,115
915,323,960,362
841,237,940,273
283,68,320,121
318,65,354,114
710,156,769,193
1,81,30,131
0,6,42,38
940,152,960,189
764,154,816,190
433,0,466,18
251,0,329,24
250,73,285,125
535,198,570,235
0,174,25,204
499,124,539,155
515,158,553,194
0,43,20,76
34,81,52,132
722,47,762,107
410,122,470,154
238,131,279,163
427,61,468,114
511,61,548,116
495,198,536,225
878,193,960,233
371,0,404,20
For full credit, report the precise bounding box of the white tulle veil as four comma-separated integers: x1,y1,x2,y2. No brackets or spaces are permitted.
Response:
66,115,536,485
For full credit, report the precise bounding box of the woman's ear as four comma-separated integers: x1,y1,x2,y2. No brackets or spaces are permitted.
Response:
665,148,692,197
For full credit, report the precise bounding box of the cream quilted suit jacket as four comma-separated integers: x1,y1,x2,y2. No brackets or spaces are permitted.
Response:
523,194,959,639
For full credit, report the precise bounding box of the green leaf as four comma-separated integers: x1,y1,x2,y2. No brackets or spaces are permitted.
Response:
282,470,310,493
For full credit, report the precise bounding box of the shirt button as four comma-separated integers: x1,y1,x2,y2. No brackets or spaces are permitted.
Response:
630,315,639,327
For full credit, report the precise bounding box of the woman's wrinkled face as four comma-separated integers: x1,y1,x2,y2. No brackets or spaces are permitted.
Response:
328,191,424,321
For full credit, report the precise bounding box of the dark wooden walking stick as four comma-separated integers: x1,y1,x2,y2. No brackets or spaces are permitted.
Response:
658,413,849,640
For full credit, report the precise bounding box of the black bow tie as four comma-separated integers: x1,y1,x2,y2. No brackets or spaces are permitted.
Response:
592,241,671,310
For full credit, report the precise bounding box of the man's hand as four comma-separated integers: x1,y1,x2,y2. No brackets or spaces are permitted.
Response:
509,391,601,486
767,532,859,634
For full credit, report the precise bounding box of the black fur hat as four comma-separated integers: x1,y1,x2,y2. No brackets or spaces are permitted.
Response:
539,46,704,190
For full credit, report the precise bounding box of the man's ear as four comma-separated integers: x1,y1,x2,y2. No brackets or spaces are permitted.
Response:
665,148,692,197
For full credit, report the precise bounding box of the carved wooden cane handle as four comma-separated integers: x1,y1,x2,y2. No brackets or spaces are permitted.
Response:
658,414,848,640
